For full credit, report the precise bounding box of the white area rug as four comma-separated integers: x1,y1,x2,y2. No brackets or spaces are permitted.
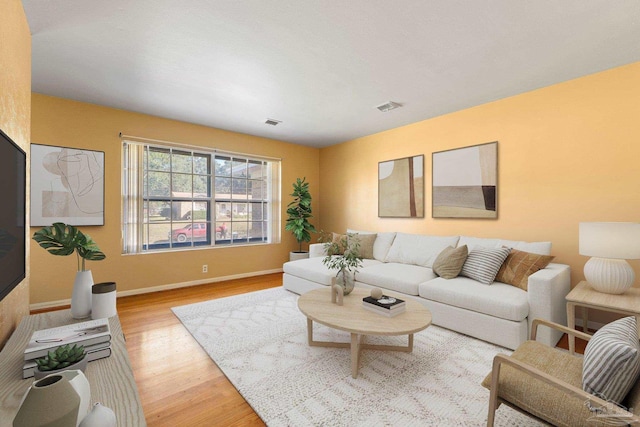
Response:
172,287,543,426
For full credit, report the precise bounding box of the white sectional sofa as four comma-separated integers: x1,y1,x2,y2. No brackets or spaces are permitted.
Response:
283,231,571,350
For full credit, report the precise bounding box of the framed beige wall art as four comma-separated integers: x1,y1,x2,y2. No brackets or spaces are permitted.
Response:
378,154,424,218
432,141,497,219
31,144,105,226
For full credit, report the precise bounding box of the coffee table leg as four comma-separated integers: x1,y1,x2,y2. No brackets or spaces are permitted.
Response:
307,318,313,345
408,334,414,352
351,333,362,379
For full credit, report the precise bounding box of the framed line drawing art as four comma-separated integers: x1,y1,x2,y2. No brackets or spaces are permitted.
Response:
31,144,105,226
378,154,424,218
432,141,497,219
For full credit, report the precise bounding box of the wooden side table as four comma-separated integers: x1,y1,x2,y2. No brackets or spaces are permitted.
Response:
0,310,146,425
566,280,640,353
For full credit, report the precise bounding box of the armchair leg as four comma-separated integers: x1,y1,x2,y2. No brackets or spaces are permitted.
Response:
487,356,502,427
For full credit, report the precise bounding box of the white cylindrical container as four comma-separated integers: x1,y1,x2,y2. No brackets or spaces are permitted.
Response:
91,282,117,319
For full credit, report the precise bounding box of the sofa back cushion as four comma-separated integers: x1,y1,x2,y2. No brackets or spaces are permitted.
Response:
458,236,552,256
385,233,460,268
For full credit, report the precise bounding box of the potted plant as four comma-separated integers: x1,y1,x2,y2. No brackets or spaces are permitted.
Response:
322,233,363,295
34,344,87,379
285,177,317,261
33,222,106,319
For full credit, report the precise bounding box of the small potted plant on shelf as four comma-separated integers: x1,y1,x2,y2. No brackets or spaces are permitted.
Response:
285,177,317,261
33,223,106,319
34,344,87,379
322,233,363,295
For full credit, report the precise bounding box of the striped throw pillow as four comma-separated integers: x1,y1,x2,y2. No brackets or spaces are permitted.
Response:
583,316,640,404
459,246,511,285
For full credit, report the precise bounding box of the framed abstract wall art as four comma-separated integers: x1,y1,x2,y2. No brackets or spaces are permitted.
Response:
432,141,497,219
378,154,424,218
31,144,105,226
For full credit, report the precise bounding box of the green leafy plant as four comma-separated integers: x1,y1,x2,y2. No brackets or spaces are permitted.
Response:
322,233,363,283
285,177,317,252
32,222,106,271
35,344,86,372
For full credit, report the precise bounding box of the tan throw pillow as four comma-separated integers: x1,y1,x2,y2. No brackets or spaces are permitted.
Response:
330,233,347,255
495,248,555,290
349,233,376,259
432,245,468,279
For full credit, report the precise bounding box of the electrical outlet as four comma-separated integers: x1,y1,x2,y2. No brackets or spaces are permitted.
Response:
202,264,208,273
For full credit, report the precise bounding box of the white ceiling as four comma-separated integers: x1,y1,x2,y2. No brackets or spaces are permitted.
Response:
22,1,640,148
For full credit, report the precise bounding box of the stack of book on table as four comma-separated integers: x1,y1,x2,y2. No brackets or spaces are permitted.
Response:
362,295,406,317
23,317,112,379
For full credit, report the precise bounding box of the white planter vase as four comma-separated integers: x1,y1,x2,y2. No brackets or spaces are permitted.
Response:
71,270,94,319
289,251,309,262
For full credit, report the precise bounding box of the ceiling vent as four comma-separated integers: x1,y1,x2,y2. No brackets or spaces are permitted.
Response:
376,101,402,112
264,118,281,126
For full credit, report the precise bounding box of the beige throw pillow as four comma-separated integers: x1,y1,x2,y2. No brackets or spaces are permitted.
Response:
349,233,376,259
330,233,347,255
495,249,555,291
432,245,468,279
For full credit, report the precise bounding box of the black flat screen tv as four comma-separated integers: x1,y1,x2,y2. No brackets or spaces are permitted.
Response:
0,128,26,302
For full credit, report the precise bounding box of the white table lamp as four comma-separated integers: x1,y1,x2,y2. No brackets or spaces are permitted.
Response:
579,222,640,294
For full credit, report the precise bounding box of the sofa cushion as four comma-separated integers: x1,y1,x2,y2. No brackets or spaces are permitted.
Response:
356,263,436,295
385,233,460,268
460,246,511,285
284,257,382,286
347,229,397,262
458,236,552,256
419,277,529,321
373,232,396,262
495,249,555,290
583,316,640,405
432,245,468,279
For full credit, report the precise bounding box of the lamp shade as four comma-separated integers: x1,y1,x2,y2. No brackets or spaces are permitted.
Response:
579,222,640,260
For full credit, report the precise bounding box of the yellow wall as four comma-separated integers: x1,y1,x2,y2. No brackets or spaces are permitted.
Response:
0,0,31,346
30,95,319,305
319,61,640,288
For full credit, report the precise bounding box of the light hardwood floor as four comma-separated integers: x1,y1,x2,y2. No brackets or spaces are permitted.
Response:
116,273,281,427
34,273,586,426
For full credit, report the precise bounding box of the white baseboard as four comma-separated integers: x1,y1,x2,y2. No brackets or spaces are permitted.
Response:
29,268,283,311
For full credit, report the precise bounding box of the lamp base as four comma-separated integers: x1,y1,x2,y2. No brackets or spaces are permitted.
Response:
584,257,635,294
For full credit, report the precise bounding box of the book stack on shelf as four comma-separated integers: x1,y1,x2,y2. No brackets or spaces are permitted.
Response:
362,295,406,317
23,318,112,379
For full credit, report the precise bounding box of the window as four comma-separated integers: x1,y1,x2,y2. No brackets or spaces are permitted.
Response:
122,140,280,253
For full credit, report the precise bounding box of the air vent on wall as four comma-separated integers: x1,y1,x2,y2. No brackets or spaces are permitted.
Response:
264,118,282,126
376,101,401,112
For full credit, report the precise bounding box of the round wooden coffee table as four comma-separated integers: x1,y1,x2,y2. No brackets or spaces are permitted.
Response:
297,287,432,378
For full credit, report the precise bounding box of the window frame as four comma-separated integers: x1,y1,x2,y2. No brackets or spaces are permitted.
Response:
122,139,280,254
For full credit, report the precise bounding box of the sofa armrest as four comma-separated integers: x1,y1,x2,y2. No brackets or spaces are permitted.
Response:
526,263,571,347
309,243,327,258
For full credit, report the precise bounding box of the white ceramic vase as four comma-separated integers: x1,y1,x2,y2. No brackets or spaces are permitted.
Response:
71,270,94,319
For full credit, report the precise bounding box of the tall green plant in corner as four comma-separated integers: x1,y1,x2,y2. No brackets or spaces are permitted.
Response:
285,177,317,254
